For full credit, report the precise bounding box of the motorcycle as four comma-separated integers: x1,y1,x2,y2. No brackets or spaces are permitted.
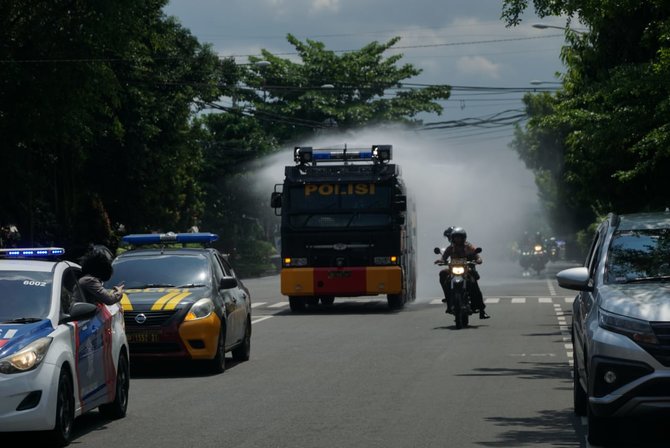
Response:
520,243,548,275
434,246,482,329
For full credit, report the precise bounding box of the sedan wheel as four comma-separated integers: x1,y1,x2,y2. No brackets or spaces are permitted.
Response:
99,352,130,419
49,368,75,446
209,325,226,374
232,317,251,362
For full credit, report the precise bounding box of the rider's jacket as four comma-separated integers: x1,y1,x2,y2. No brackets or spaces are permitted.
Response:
441,242,482,264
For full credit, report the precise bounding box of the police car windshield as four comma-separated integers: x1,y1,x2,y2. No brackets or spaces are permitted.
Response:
606,229,670,283
107,253,211,289
0,271,53,322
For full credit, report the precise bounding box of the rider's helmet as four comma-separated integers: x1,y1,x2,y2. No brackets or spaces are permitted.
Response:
450,227,467,246
443,226,454,241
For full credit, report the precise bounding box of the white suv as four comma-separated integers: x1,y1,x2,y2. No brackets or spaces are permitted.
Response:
557,212,670,445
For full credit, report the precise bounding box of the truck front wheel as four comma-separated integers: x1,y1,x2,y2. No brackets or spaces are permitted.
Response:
289,296,306,312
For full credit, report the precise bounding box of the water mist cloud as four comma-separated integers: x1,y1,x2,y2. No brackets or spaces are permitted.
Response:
247,125,541,301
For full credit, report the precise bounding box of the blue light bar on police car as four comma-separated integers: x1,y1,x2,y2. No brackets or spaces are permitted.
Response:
0,247,66,258
122,232,219,246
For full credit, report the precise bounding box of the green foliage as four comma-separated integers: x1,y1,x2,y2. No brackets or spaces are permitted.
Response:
0,0,227,250
230,238,277,278
502,0,670,237
241,34,451,142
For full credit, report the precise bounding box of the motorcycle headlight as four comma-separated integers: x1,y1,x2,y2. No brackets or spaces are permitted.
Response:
185,298,215,321
534,245,543,252
0,337,53,374
599,309,659,344
451,266,465,276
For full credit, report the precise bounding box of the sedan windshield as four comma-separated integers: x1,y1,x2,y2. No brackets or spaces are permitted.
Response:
108,254,211,289
606,229,670,283
0,271,53,322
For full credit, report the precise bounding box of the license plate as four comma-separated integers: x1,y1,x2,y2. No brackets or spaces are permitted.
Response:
328,270,352,279
126,331,161,343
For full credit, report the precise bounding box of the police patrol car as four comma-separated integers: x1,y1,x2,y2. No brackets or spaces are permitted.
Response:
0,248,129,446
107,232,251,373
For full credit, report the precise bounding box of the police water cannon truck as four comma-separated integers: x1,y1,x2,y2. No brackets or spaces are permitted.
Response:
270,144,417,311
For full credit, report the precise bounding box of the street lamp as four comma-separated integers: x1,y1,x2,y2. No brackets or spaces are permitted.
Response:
530,80,562,85
532,23,587,35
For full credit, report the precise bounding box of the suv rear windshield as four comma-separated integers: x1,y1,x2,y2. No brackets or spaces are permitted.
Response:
108,253,211,289
606,229,670,283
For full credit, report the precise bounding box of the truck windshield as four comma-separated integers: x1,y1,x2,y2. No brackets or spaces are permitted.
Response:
606,229,670,283
288,183,391,211
290,213,391,228
287,183,393,228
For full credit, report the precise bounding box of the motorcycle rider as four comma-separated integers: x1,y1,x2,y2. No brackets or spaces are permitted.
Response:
435,227,490,319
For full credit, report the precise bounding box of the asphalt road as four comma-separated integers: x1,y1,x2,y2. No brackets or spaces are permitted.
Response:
8,260,668,447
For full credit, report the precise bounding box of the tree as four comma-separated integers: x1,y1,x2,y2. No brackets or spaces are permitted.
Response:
240,34,452,142
502,0,670,239
0,1,227,253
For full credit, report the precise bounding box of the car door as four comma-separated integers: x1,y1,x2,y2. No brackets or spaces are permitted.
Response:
62,269,110,410
211,253,239,345
575,223,608,378
220,254,248,340
216,253,247,344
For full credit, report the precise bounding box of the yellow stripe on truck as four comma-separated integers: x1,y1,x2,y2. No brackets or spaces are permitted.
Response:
366,266,402,294
281,268,314,296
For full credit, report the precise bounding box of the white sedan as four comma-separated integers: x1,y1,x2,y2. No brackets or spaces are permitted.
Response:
0,248,129,446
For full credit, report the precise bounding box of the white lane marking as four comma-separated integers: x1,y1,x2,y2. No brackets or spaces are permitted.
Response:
485,298,500,304
251,302,267,308
565,297,574,303
539,297,553,303
429,299,444,305
252,316,273,324
547,278,557,296
511,298,526,304
269,302,289,308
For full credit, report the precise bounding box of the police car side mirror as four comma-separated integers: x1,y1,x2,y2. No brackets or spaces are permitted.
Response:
219,277,238,290
270,192,282,208
60,302,97,324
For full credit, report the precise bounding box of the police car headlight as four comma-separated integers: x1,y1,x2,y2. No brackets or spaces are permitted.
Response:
185,298,214,321
451,266,465,276
0,337,53,374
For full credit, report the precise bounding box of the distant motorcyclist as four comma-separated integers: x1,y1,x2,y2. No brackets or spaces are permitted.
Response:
435,227,490,319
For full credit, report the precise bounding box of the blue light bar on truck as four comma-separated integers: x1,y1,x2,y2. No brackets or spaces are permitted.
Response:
0,247,65,258
294,145,392,165
122,232,219,246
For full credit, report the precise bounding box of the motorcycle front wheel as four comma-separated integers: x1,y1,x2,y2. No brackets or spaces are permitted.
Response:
453,291,468,329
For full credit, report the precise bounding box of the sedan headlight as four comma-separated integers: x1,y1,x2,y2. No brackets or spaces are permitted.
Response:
0,337,53,374
185,298,215,321
599,309,659,344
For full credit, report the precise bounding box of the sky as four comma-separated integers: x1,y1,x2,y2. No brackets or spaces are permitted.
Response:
162,0,574,296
